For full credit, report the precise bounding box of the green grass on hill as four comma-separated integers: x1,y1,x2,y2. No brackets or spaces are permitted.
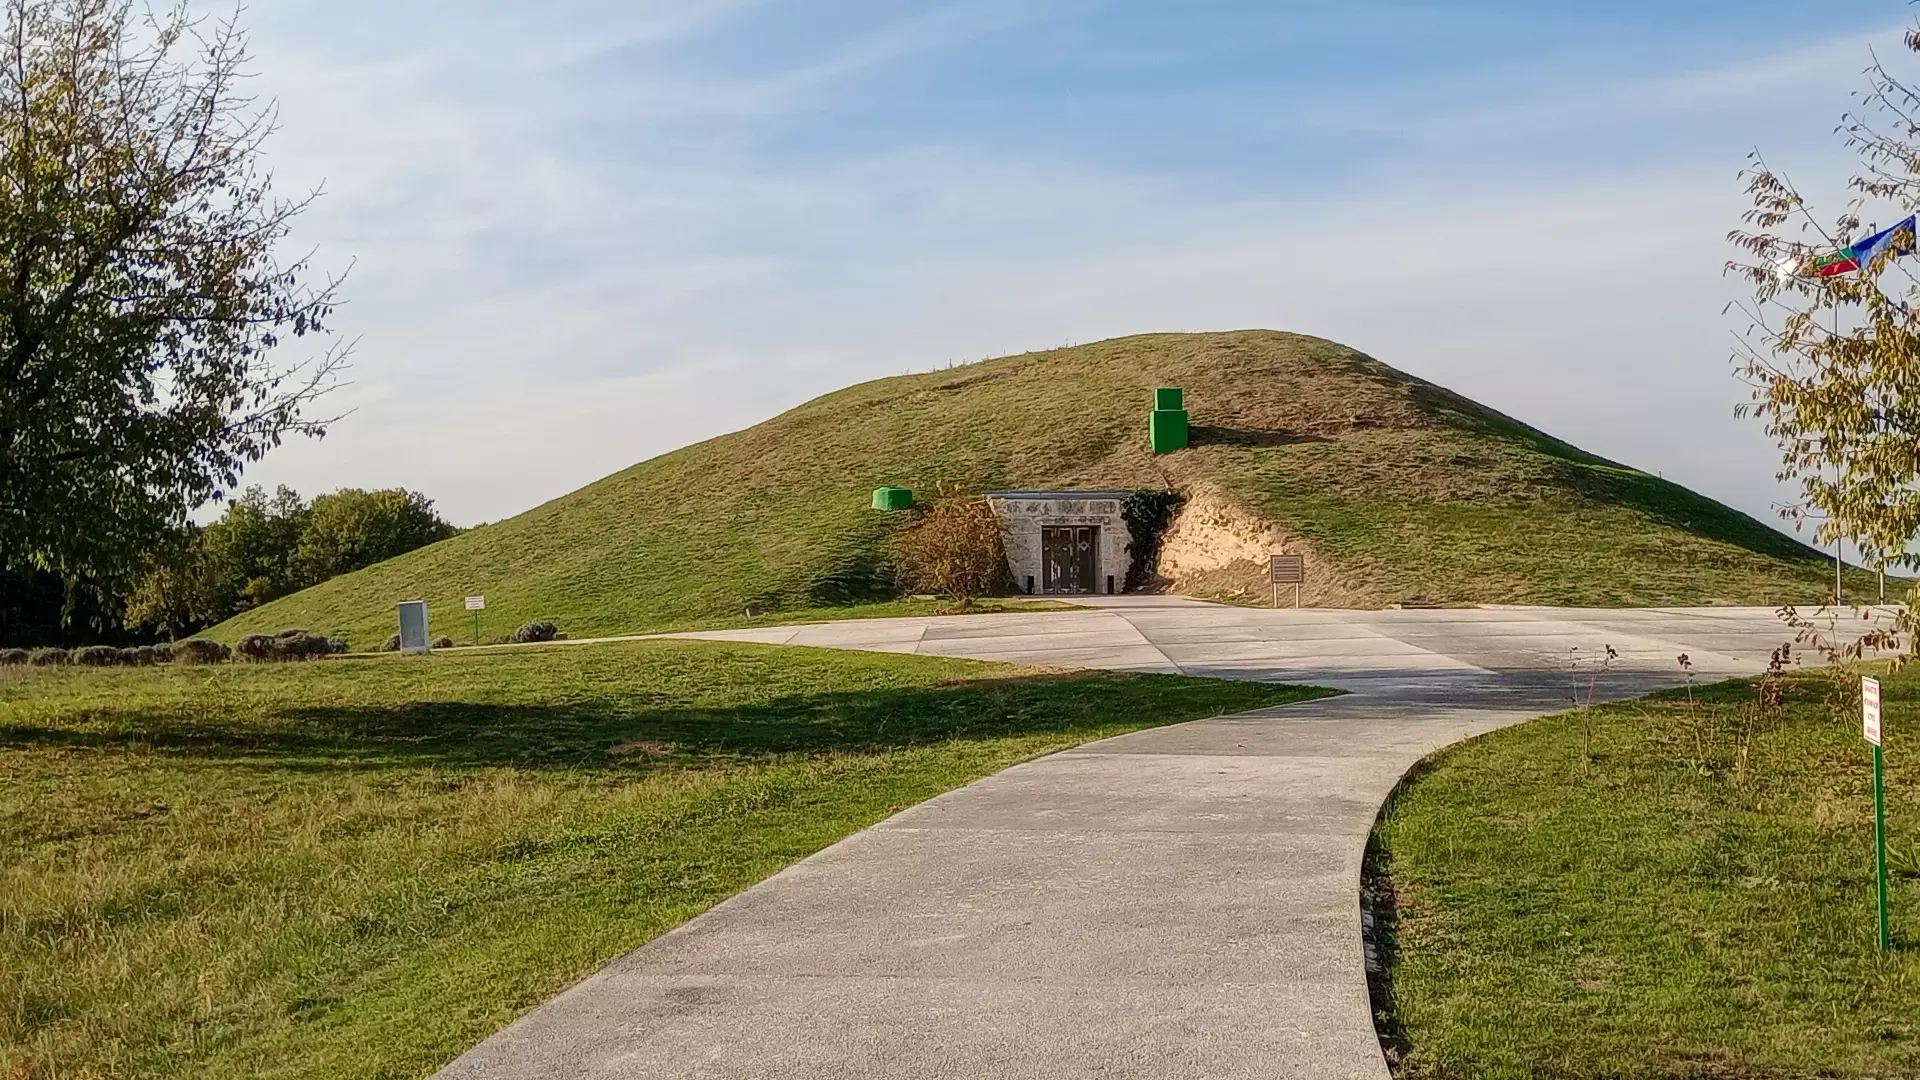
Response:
214,331,1857,646
1372,667,1920,1079
0,642,1316,1079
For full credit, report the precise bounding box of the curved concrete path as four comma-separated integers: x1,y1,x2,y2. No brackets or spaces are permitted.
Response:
437,599,1891,1080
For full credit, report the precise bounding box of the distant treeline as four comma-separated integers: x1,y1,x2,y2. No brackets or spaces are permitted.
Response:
1,486,458,647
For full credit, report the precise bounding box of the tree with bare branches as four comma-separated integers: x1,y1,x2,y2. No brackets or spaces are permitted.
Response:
1728,21,1920,649
0,0,343,600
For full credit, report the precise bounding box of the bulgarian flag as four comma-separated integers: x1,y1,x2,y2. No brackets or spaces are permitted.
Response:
1803,216,1918,277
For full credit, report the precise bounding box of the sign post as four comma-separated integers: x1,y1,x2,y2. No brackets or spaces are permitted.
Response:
465,595,485,645
1864,674,1891,951
1269,554,1304,609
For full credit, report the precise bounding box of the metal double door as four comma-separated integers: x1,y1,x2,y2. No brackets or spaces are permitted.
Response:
1042,526,1098,594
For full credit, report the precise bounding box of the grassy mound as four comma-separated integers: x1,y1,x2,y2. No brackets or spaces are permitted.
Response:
215,331,1853,645
0,641,1316,1079
1371,667,1919,1078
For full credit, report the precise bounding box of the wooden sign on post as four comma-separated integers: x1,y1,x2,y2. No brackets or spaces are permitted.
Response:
1269,554,1304,608
465,595,485,646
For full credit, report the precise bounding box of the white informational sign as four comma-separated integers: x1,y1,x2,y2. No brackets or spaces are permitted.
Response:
1864,675,1883,747
465,595,486,611
397,600,432,655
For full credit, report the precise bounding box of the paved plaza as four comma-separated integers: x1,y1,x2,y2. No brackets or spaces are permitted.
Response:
438,599,1891,1079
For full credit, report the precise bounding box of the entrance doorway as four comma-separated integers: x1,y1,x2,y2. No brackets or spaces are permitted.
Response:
1041,526,1098,594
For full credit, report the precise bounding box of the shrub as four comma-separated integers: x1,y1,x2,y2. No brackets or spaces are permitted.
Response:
512,621,558,644
432,636,453,650
238,630,337,662
28,647,70,667
125,645,157,666
0,648,28,665
172,639,230,665
326,637,349,655
74,645,121,667
275,632,334,661
895,497,1011,604
379,634,400,653
1121,490,1187,593
151,642,173,664
236,633,275,661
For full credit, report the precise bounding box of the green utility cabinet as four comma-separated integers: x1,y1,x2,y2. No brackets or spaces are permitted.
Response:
871,487,914,511
1150,387,1189,454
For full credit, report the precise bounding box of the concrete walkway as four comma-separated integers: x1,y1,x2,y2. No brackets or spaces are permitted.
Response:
436,599,1891,1080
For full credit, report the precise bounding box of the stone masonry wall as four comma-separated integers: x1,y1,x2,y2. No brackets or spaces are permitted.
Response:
988,495,1131,595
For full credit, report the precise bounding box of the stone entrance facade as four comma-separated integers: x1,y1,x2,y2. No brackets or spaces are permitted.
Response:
986,491,1132,595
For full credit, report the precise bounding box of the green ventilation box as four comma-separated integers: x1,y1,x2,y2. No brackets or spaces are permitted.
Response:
1150,387,1189,454
1150,410,1189,454
871,487,914,511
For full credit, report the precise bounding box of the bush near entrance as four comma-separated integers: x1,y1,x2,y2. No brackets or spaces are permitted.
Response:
895,498,1010,604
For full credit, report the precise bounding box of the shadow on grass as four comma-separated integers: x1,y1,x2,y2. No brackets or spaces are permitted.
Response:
1362,754,1438,1073
1403,374,1839,568
1556,459,1832,564
0,672,1303,771
1189,425,1332,449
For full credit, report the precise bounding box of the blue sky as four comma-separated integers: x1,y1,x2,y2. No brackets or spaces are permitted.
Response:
235,0,1907,544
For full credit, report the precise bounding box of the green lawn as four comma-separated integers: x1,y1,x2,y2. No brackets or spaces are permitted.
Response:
1373,666,1920,1079
0,641,1316,1079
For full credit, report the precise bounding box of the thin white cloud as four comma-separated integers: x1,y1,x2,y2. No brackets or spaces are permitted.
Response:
1398,23,1904,146
219,3,1900,557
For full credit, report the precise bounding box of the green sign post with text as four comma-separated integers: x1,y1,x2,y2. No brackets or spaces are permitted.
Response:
1865,674,1891,951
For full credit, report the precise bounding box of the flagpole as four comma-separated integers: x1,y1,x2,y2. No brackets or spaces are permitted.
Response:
1831,292,1843,607
1796,218,1917,610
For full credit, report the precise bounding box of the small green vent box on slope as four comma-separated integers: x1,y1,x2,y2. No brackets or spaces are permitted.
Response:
1150,387,1189,454
871,487,914,511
